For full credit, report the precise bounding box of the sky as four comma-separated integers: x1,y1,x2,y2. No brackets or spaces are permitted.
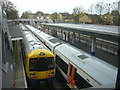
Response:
8,0,119,16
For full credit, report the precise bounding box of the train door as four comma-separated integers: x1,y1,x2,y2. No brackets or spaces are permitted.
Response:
67,63,76,88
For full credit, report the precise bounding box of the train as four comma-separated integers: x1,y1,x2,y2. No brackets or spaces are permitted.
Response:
26,25,118,89
0,2,14,89
20,24,56,86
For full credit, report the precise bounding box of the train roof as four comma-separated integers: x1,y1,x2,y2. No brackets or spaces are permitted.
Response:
20,23,28,31
27,49,54,58
22,27,47,53
55,44,117,86
26,25,64,47
38,31,63,46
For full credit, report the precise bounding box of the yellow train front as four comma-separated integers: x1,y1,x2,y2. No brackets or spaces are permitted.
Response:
26,49,55,86
21,26,56,86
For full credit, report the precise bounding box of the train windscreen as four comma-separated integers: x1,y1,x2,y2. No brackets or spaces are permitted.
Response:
29,57,54,71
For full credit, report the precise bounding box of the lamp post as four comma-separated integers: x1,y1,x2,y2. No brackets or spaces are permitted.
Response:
29,14,32,25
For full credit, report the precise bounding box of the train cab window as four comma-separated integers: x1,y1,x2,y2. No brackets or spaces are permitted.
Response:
29,57,54,71
47,57,55,68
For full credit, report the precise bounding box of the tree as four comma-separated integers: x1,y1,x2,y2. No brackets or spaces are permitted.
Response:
111,2,118,11
104,3,111,14
102,13,113,25
49,12,58,22
95,2,105,16
6,9,18,19
110,1,120,26
94,2,106,24
35,11,44,18
2,1,18,19
73,6,83,23
111,10,119,26
21,11,30,19
88,4,94,14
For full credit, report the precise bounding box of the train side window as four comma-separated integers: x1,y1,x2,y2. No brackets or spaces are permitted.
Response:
74,70,92,89
56,55,68,74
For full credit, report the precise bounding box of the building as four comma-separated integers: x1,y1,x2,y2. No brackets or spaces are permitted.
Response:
79,14,100,24
57,13,70,22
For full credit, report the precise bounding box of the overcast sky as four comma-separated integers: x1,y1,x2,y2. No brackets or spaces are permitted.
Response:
9,0,119,16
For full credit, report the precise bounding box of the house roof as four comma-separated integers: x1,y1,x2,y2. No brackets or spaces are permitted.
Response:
59,13,70,16
64,16,73,20
86,14,100,19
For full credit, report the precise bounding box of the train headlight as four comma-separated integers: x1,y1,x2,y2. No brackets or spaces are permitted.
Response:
48,72,54,77
30,73,36,78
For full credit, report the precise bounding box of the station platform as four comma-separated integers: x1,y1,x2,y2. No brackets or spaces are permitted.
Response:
13,40,27,88
9,24,27,88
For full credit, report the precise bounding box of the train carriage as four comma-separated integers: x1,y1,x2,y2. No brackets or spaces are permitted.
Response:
55,44,117,88
21,25,56,86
